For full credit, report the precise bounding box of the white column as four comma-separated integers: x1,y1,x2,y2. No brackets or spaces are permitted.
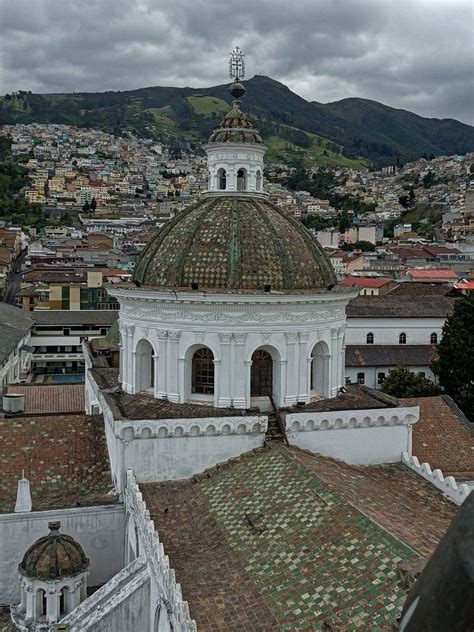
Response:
297,331,310,403
25,585,34,619
131,351,138,394
213,359,221,407
167,330,180,402
232,334,247,408
46,588,59,624
284,333,298,405
177,357,186,403
156,330,168,398
217,333,232,407
277,360,287,408
330,328,338,397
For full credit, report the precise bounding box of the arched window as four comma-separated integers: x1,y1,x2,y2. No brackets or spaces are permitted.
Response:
256,170,262,191
192,348,214,394
357,372,365,384
217,168,226,190
135,339,155,392
237,168,248,191
399,333,407,344
430,332,438,344
251,349,273,397
60,589,66,616
366,332,374,344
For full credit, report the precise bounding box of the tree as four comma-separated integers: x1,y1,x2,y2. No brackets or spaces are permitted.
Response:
82,200,90,211
381,366,440,398
432,294,474,420
90,197,97,211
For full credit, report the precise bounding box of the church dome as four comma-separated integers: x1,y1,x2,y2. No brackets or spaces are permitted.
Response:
18,521,89,580
208,104,263,145
132,195,336,291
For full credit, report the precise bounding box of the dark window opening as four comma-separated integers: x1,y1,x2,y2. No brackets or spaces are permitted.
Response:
192,348,214,395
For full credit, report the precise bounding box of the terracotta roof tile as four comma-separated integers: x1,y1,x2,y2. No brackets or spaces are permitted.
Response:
0,414,114,512
407,396,474,480
7,384,85,414
142,445,455,630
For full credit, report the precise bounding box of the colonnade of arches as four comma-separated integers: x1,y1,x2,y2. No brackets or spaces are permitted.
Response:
212,167,262,192
131,338,332,405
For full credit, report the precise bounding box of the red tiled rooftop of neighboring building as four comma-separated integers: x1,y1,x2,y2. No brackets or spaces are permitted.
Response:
7,384,85,414
407,268,457,279
407,396,474,480
454,281,474,290
339,276,393,288
0,414,114,512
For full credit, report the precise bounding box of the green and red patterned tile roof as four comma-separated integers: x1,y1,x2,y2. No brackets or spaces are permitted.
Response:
142,445,455,630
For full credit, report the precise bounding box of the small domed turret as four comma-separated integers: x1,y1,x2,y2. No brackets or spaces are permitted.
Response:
19,521,89,580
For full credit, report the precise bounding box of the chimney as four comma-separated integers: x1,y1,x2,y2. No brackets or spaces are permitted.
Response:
14,471,32,513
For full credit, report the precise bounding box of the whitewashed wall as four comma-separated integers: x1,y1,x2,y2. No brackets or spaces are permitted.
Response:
108,287,355,408
286,406,419,464
0,504,124,605
86,366,268,487
345,366,436,389
346,317,445,345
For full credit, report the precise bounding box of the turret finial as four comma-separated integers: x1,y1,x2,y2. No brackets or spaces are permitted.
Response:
229,46,246,103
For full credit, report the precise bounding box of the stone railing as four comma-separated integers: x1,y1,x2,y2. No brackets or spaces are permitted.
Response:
125,469,197,631
402,452,471,506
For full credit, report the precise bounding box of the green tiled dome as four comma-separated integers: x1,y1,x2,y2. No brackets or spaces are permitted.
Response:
132,196,336,291
19,521,89,580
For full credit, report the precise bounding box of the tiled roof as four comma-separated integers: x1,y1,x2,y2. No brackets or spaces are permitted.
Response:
7,384,85,414
345,345,437,367
32,310,118,326
386,282,453,296
132,196,336,291
0,303,33,363
142,446,455,630
0,414,114,513
407,268,457,279
408,396,474,480
346,295,454,318
339,277,393,288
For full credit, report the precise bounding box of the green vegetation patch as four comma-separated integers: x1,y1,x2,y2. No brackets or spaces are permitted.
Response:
186,95,230,117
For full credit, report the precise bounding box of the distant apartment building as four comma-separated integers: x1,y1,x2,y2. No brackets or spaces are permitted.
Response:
0,303,34,392
30,310,118,376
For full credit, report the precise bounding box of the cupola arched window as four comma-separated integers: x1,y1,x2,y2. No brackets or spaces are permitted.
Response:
366,332,374,344
217,168,226,190
399,332,407,344
256,170,262,191
237,168,247,191
192,347,215,395
430,332,438,344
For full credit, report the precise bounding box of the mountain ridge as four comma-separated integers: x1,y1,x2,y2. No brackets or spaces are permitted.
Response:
1,75,473,168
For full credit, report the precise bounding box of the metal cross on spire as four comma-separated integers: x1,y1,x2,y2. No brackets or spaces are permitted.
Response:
229,46,245,82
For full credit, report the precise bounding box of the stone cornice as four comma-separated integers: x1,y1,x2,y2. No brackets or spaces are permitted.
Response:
108,286,355,305
118,416,267,441
286,406,419,432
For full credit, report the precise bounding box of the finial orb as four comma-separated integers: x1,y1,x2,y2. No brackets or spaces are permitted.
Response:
229,81,246,100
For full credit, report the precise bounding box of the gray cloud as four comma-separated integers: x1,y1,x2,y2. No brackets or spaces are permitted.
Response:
0,0,473,123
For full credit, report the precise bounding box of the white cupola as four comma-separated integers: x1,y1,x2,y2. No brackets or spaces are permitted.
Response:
204,64,266,195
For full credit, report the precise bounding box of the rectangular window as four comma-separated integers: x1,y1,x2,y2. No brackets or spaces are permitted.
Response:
357,372,365,384
377,372,386,385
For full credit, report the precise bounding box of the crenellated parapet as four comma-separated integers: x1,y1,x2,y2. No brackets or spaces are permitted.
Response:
124,469,197,631
402,452,471,506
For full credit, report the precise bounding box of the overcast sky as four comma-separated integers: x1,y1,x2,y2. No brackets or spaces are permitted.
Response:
1,0,473,124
